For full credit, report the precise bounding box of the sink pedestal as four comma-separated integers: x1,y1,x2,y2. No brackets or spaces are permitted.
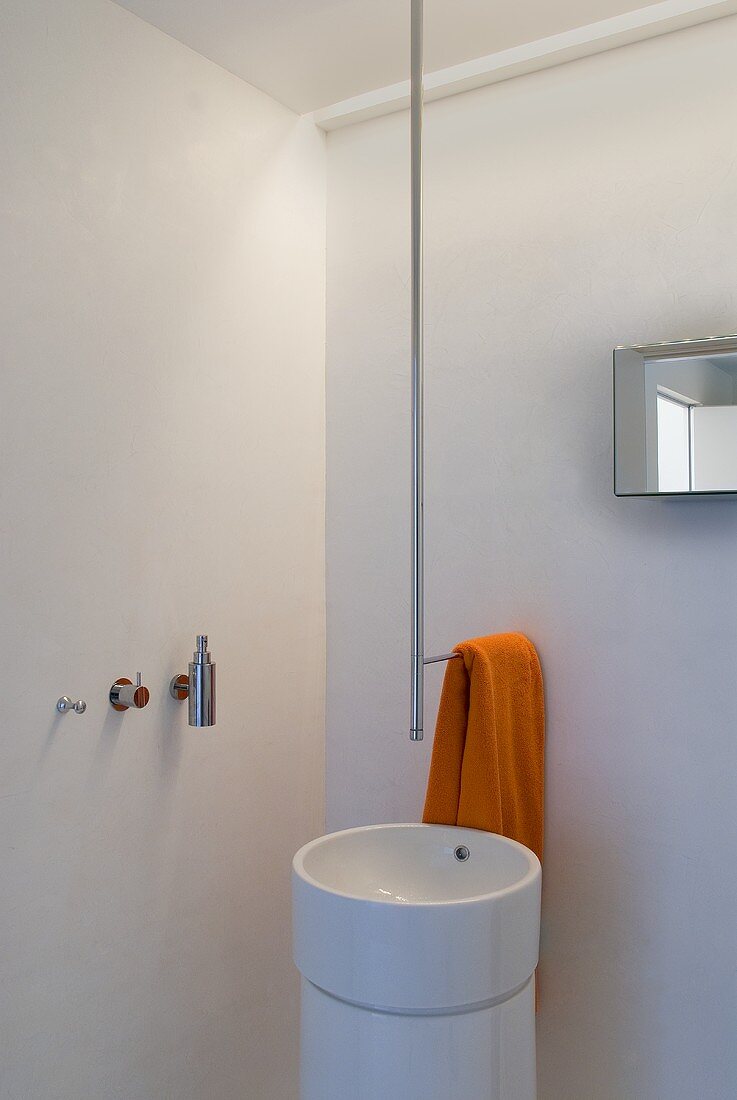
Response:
300,973,535,1100
293,823,541,1100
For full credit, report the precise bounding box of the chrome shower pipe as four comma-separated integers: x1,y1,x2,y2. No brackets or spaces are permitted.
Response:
409,0,463,741
410,0,425,741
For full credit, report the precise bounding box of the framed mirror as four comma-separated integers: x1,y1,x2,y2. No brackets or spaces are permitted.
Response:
614,335,737,497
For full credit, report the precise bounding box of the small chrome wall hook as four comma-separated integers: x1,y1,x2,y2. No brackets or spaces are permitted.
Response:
57,697,87,715
109,672,150,712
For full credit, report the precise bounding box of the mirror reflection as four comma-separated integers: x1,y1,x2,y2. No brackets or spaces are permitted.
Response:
614,337,737,496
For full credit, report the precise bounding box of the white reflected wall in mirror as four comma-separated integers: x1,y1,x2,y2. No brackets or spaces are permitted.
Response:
656,392,692,492
614,336,737,496
692,405,737,490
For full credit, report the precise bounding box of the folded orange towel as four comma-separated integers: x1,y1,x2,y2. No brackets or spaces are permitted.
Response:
422,632,544,863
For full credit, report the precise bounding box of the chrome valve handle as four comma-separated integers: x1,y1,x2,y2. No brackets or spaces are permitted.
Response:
109,672,150,712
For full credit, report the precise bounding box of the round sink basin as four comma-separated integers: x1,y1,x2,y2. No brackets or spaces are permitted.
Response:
293,822,541,1012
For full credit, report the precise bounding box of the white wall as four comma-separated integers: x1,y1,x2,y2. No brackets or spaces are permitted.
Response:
326,16,737,1100
0,2,325,1098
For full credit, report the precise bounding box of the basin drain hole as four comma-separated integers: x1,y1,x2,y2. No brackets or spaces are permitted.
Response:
454,845,470,862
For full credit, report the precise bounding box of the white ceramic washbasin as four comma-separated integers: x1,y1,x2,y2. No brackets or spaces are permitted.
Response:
293,822,541,1012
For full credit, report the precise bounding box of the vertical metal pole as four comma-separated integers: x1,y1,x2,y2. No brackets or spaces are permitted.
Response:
410,0,424,741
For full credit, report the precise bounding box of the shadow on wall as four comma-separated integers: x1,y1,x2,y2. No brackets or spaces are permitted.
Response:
537,818,648,1100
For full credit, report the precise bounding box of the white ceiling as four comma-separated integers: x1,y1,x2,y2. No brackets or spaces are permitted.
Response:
112,0,665,114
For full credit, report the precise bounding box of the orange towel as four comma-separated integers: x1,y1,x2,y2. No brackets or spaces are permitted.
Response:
422,632,544,863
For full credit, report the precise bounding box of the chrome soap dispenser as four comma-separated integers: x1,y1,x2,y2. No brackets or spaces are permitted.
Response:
170,634,216,727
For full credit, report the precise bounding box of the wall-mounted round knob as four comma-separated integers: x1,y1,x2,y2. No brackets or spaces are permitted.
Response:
169,674,189,701
110,673,150,712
